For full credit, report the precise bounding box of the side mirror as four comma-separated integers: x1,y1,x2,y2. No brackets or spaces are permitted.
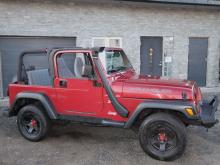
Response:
82,65,93,78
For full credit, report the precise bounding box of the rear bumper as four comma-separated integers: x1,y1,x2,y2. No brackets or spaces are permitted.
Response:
198,96,219,128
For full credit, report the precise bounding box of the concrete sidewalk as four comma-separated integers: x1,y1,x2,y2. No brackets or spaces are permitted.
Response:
0,98,8,107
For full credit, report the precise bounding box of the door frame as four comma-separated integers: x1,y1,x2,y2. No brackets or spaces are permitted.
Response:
140,36,163,76
187,37,209,86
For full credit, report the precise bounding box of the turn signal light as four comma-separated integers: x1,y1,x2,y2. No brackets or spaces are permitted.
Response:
185,108,194,116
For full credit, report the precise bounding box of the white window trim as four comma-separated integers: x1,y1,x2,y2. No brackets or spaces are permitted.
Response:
92,37,123,48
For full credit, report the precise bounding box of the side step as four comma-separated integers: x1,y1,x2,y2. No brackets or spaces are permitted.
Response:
101,120,125,128
58,114,125,128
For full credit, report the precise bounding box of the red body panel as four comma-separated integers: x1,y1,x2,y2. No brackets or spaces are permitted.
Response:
9,85,57,108
54,78,103,115
8,48,201,122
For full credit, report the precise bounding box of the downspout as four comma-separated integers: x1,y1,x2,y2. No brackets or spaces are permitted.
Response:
17,50,47,82
0,51,3,98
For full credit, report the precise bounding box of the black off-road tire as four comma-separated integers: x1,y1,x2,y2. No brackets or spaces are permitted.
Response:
17,104,51,142
139,113,187,161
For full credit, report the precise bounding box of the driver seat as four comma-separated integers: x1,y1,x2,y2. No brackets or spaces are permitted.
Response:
57,58,75,78
74,57,84,78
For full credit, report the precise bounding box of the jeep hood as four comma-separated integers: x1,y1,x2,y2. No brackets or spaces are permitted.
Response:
120,74,194,100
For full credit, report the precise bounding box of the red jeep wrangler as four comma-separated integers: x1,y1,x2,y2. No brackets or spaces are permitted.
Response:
3,47,219,161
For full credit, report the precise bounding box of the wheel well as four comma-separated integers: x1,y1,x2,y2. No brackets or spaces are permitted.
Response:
12,98,47,116
132,108,187,129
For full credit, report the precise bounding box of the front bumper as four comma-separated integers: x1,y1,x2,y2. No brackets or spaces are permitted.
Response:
199,96,219,128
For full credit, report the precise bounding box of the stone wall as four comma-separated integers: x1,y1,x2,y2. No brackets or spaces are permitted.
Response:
0,0,219,86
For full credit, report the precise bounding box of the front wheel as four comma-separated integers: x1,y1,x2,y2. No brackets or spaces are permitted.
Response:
139,113,187,161
17,104,51,142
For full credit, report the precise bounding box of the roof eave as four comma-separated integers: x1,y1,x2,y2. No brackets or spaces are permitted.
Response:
116,0,220,7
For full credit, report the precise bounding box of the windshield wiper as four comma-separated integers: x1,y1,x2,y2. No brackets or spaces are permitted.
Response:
107,69,118,74
116,66,130,71
108,66,130,74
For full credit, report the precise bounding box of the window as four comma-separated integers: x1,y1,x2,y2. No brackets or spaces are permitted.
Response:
57,52,93,79
92,37,122,48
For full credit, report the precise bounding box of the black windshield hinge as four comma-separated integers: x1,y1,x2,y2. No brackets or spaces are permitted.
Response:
93,80,102,87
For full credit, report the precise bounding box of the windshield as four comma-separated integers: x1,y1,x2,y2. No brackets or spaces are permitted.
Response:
99,50,133,74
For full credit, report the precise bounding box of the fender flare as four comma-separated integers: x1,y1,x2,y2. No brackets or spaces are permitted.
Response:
124,100,196,128
11,92,58,119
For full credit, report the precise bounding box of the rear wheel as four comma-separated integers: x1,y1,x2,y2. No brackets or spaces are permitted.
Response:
17,104,51,142
139,113,186,161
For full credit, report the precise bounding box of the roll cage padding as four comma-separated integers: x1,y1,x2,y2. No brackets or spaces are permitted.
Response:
17,50,47,82
93,57,129,118
124,100,196,128
11,92,57,119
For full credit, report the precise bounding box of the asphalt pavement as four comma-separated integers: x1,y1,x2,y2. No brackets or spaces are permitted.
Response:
0,94,220,165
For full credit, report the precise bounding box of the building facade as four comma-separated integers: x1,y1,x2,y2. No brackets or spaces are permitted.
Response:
0,0,220,97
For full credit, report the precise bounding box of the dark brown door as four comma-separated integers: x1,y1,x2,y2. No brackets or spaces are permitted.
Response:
140,37,163,76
